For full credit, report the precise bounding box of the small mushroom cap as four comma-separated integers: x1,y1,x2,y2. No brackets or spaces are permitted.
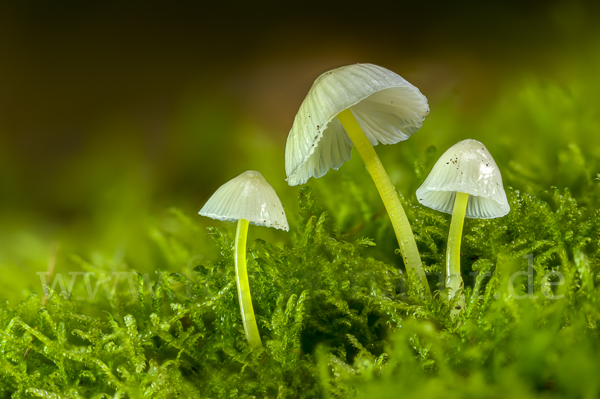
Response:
416,139,510,219
199,170,289,231
285,63,429,186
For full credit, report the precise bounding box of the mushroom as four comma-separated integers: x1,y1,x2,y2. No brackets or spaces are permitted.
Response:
199,170,288,348
416,139,509,309
285,63,430,294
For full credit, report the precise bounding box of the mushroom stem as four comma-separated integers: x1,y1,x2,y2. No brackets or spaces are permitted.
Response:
446,192,469,303
234,218,262,348
337,109,429,295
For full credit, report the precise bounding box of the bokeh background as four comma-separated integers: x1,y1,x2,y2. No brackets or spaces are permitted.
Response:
1,1,599,303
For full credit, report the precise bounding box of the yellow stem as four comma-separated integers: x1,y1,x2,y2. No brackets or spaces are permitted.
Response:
234,219,262,348
337,109,430,296
446,192,469,301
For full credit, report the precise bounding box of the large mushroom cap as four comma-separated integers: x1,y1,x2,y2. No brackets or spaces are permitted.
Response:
199,170,289,231
285,63,429,186
416,139,510,219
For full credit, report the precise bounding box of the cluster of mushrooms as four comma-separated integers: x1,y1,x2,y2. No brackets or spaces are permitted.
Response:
199,64,510,348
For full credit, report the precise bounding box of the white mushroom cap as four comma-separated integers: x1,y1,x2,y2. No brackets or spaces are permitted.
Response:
285,63,429,186
199,170,289,231
416,139,510,219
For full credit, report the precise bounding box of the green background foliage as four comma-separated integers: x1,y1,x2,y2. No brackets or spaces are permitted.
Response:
1,1,600,397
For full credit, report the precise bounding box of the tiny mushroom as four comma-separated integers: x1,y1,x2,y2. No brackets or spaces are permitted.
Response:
285,63,430,294
416,139,509,310
199,170,288,348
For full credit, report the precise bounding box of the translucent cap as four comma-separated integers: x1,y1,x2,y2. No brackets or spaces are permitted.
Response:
285,63,429,186
199,170,289,231
416,139,510,219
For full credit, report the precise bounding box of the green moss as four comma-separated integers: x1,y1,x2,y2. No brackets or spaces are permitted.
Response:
2,175,599,397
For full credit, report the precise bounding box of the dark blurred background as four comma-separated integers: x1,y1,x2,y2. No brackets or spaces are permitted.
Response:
1,0,599,300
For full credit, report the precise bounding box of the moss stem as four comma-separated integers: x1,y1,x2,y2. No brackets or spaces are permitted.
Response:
337,109,429,296
234,218,262,348
446,192,469,304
